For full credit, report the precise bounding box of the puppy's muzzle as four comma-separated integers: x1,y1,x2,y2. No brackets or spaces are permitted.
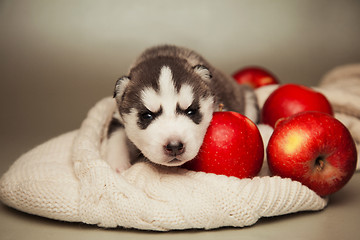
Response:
164,141,185,156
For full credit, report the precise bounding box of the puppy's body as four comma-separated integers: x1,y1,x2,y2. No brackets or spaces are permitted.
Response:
108,45,259,173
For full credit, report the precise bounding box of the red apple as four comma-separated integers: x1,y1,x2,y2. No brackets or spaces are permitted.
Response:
232,66,279,88
267,111,357,196
261,84,333,128
184,111,264,179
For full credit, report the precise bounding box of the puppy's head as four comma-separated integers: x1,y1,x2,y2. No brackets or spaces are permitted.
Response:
113,57,215,166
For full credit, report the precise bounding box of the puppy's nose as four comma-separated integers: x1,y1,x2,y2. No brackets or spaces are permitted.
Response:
164,141,185,156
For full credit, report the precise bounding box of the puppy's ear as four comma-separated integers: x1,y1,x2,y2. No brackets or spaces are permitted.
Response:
113,76,130,100
193,65,212,82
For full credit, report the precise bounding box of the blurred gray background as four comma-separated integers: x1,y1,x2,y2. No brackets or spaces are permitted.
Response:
1,0,360,174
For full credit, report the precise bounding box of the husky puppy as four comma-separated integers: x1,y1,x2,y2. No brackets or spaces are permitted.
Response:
108,45,259,173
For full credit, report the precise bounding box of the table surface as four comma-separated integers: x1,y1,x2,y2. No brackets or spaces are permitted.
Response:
0,134,359,240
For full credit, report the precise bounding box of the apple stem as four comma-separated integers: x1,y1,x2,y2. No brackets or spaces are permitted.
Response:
315,157,325,171
218,103,224,112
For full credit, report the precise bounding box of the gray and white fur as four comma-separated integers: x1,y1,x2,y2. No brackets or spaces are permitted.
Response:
108,45,259,173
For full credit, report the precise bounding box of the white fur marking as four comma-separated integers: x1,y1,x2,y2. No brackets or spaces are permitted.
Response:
194,66,211,82
159,66,177,115
115,77,130,99
178,84,194,110
141,88,161,113
159,66,175,94
140,66,178,113
157,66,195,112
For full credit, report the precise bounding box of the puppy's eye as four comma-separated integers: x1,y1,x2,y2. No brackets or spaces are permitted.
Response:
137,108,162,129
186,108,197,116
141,112,154,120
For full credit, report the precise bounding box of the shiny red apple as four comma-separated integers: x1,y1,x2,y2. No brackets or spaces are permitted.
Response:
261,84,333,128
267,111,357,196
184,111,264,179
232,66,279,88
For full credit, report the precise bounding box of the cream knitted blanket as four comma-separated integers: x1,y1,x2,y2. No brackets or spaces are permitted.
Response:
0,64,359,231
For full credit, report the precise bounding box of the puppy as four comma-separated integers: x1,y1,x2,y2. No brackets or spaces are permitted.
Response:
107,45,259,173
